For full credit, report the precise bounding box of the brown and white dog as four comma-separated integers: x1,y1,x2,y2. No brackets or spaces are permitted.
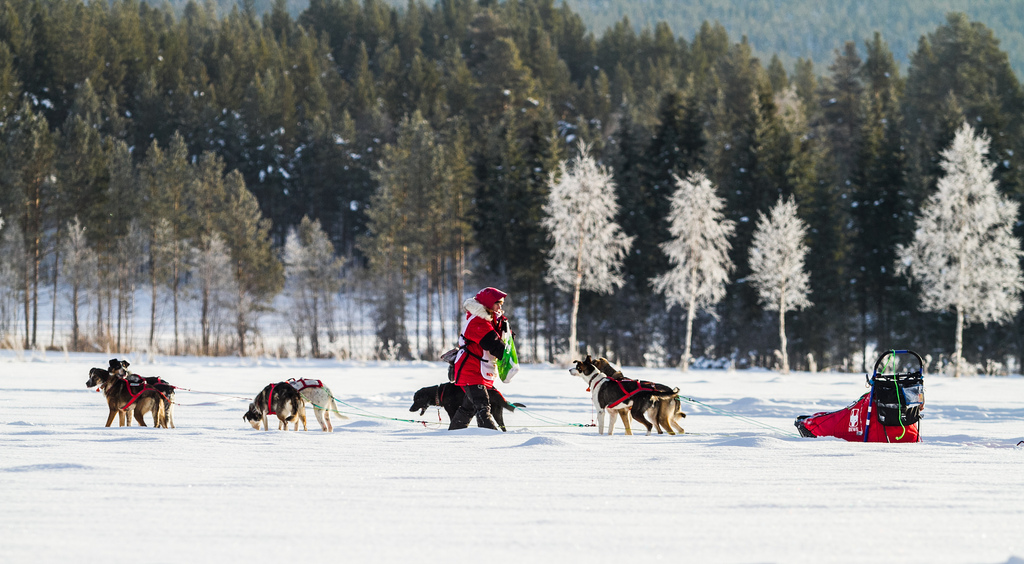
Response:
570,355,680,436
85,367,170,428
645,396,686,435
107,359,176,428
244,382,307,431
287,378,347,432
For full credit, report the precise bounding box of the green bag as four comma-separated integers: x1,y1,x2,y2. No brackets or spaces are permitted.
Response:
497,333,519,382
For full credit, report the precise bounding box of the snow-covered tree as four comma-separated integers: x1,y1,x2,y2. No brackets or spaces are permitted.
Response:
60,218,97,351
284,217,343,358
542,141,633,361
113,220,145,351
748,196,812,374
652,171,735,371
151,218,190,353
192,232,235,356
0,217,25,339
896,122,1023,377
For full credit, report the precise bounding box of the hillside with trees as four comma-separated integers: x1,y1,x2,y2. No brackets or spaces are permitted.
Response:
1,0,1023,375
153,0,1024,77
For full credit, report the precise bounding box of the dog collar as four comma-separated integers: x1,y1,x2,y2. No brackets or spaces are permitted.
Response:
587,373,604,392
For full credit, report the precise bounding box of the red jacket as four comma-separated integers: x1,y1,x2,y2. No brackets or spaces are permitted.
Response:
453,298,507,388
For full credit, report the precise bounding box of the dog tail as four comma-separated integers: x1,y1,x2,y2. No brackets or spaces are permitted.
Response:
508,402,526,411
155,396,168,429
329,396,349,420
652,387,679,400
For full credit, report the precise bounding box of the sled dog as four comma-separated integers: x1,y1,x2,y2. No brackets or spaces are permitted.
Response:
409,382,524,432
645,396,686,435
107,359,177,428
569,355,679,436
244,382,307,431
85,367,170,428
287,379,347,432
590,355,681,437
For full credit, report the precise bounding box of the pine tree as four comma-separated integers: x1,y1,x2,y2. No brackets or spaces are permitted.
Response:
219,170,284,355
630,87,705,290
905,14,1024,210
0,102,57,348
53,80,108,347
101,140,139,346
652,171,735,371
363,112,445,358
820,41,863,186
542,141,633,361
849,33,911,365
896,122,1023,377
0,41,21,121
792,57,817,117
139,133,192,353
748,196,813,374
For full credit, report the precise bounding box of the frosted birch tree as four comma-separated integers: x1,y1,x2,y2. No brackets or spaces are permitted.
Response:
60,217,97,351
652,171,735,371
748,196,812,374
0,218,25,339
113,221,145,351
192,233,235,356
542,142,633,361
283,217,343,358
895,122,1023,377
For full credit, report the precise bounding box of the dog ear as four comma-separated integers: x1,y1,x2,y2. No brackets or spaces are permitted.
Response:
120,360,130,369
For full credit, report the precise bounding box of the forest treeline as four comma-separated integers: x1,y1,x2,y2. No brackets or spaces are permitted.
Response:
563,0,1024,78
1,0,1023,372
154,0,1024,78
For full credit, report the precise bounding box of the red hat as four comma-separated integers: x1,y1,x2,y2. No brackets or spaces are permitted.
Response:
475,287,507,309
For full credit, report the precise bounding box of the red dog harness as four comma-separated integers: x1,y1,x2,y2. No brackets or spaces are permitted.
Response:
267,383,277,415
588,374,660,409
121,376,170,409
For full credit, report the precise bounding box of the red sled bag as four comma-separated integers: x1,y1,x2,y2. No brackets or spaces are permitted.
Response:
795,350,924,443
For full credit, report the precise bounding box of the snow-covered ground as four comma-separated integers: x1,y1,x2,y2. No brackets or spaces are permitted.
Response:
1,351,1022,564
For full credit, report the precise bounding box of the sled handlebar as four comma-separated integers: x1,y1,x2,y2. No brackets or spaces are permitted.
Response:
870,349,925,379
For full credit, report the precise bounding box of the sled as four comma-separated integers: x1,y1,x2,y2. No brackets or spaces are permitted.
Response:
795,350,924,443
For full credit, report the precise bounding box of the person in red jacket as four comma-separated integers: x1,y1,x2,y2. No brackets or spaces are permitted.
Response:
449,287,510,430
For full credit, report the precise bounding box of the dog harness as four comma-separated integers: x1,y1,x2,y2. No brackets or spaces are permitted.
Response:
266,383,277,415
287,378,323,391
121,376,170,409
588,374,663,409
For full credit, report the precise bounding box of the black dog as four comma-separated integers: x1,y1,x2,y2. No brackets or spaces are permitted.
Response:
409,383,524,432
243,382,306,431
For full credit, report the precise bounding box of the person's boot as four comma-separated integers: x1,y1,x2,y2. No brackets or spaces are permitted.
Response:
474,406,498,430
448,407,473,430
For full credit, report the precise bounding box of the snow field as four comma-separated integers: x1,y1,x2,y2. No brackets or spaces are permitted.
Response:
1,352,1022,564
